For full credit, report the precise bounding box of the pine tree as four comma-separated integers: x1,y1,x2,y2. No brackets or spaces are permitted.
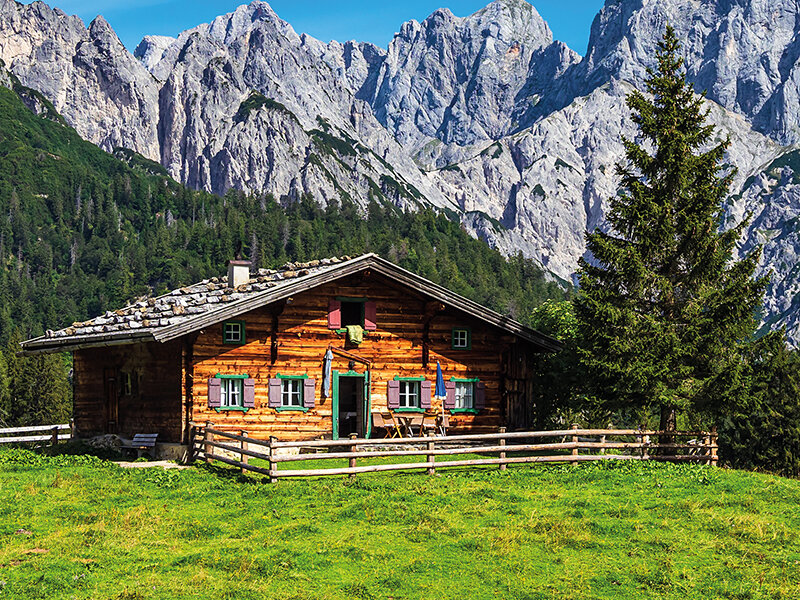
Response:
717,330,800,477
574,26,768,431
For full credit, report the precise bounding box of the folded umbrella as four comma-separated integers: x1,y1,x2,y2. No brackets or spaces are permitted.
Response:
434,361,446,402
322,349,334,398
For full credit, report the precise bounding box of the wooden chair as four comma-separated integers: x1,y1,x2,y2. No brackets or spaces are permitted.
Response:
120,433,159,458
371,412,400,438
421,413,438,436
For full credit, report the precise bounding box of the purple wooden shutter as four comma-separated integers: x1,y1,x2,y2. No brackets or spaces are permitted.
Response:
328,300,341,329
387,380,400,409
474,381,486,410
364,301,377,331
243,378,255,408
303,379,316,409
208,378,221,408
421,381,432,409
268,378,281,408
444,381,456,410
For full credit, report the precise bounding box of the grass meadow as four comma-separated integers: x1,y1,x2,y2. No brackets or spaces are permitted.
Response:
0,448,798,600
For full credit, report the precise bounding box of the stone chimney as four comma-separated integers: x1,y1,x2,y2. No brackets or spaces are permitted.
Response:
227,260,251,288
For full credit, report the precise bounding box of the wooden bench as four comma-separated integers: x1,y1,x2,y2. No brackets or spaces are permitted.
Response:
120,433,159,458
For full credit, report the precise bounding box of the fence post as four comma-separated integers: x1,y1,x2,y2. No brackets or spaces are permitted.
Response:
642,433,650,461
187,424,196,464
69,418,75,440
427,431,436,475
499,427,507,471
240,430,249,474
51,426,58,447
268,436,278,483
204,421,213,464
571,424,579,463
349,433,358,480
599,434,606,455
710,426,718,467
636,427,643,460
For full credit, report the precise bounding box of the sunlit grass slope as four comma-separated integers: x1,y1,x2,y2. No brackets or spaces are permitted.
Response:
0,449,798,600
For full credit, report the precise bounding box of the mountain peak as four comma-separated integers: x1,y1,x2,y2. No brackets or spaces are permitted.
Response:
133,35,176,72
88,15,114,37
470,0,553,48
204,1,296,45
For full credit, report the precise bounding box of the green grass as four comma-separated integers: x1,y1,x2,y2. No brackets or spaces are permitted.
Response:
1,448,799,600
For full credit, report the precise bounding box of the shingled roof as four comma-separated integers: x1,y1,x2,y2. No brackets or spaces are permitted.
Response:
21,254,561,354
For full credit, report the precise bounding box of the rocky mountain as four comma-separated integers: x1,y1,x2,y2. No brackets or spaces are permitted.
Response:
0,0,797,343
580,0,800,145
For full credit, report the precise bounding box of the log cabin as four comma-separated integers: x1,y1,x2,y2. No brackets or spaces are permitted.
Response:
21,254,560,454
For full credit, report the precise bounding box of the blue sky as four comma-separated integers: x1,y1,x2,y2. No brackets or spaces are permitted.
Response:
38,0,606,55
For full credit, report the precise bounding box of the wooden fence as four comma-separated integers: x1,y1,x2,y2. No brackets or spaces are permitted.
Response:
0,422,73,446
190,422,718,482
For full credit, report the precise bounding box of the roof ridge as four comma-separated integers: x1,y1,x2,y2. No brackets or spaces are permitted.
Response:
21,252,561,354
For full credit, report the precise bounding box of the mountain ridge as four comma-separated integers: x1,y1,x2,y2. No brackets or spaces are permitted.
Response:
0,0,798,344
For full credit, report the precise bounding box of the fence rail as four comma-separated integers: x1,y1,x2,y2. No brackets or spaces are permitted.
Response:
0,422,73,446
190,422,718,482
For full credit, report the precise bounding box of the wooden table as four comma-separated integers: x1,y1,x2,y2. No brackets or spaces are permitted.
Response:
393,414,423,437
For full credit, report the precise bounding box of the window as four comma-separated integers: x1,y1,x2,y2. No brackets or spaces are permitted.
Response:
329,299,377,331
221,378,244,408
121,371,133,396
269,376,315,411
341,301,364,327
446,378,483,413
398,380,420,408
281,378,304,407
454,381,474,410
452,328,471,349
223,320,245,345
208,374,254,412
120,371,139,396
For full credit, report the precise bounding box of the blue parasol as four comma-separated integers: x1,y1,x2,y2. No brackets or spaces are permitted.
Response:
434,361,446,401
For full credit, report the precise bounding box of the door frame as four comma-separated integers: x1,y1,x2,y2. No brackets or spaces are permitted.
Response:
331,368,371,440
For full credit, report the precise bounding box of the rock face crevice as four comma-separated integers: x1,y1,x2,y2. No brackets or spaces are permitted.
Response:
0,0,798,344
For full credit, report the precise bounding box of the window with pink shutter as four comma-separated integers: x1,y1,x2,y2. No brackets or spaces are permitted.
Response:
209,375,252,411
270,376,314,411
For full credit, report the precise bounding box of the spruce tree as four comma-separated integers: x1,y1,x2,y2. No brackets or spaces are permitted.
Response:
574,26,768,431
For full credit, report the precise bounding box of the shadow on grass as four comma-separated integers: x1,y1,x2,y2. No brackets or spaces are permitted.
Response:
36,439,125,460
193,461,271,486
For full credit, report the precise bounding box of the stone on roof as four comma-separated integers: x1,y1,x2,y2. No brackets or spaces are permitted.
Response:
42,256,351,340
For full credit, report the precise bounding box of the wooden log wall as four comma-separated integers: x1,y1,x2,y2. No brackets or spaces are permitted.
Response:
502,341,541,430
73,341,183,441
189,272,515,441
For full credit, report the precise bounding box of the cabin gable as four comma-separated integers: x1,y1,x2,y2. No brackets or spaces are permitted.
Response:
187,273,516,441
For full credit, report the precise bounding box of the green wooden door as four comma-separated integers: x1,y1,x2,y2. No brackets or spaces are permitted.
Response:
332,370,370,440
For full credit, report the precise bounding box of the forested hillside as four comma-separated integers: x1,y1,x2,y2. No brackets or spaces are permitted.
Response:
0,72,566,426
